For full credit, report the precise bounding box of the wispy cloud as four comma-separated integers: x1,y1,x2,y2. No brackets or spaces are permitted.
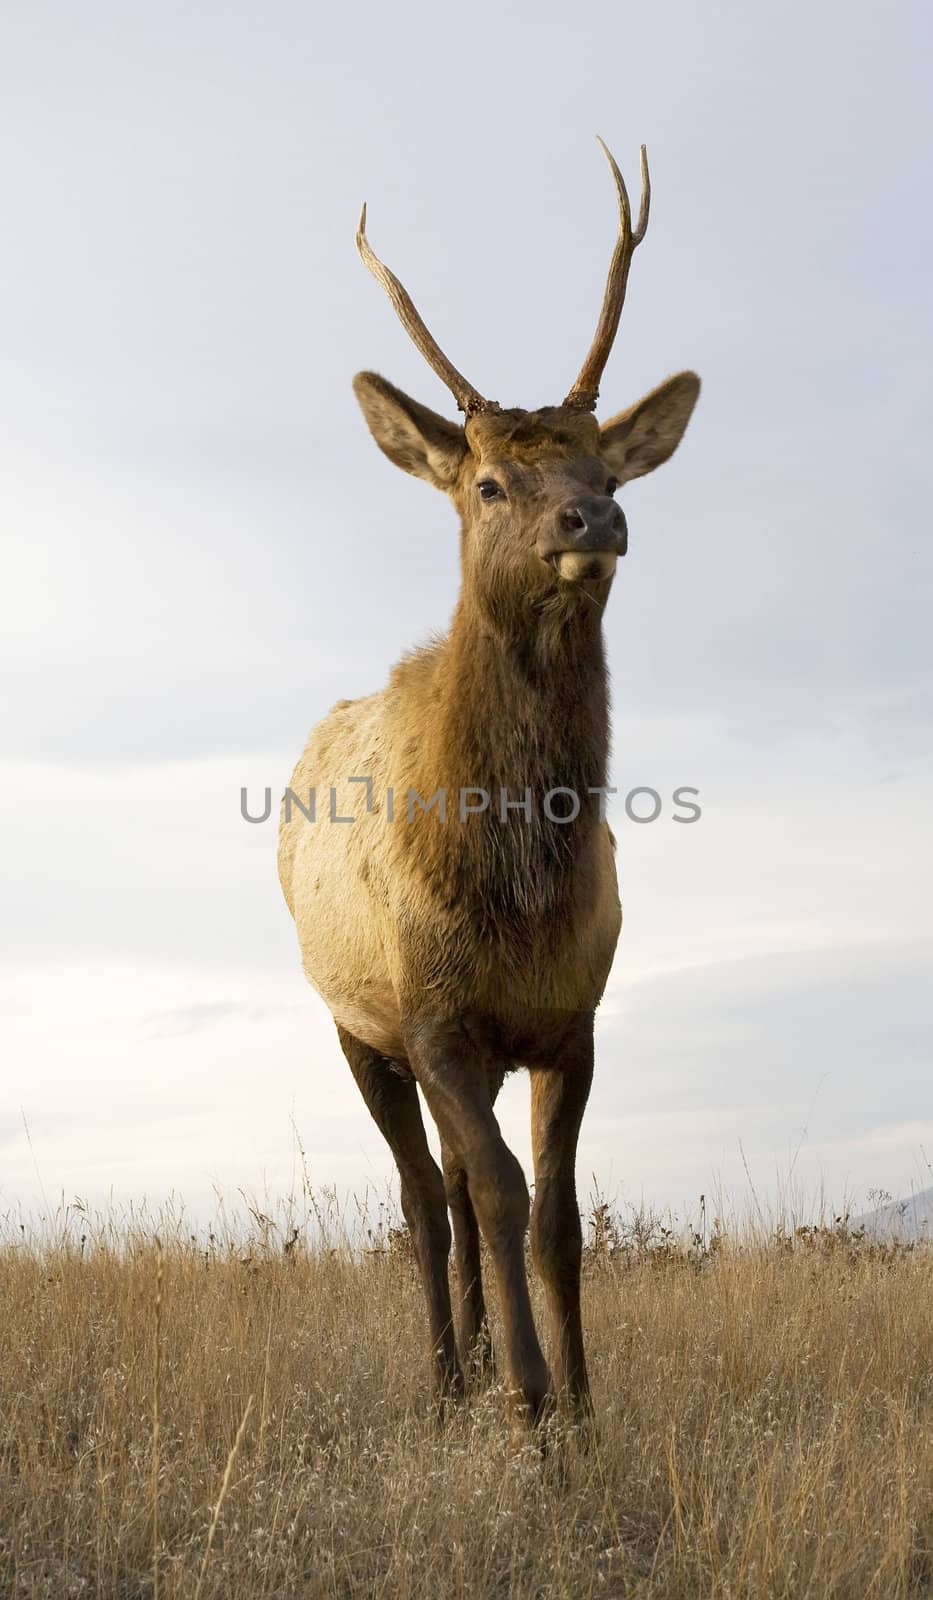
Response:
1,0,931,1220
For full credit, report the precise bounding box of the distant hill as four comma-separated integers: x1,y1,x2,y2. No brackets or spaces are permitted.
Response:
856,1186,933,1241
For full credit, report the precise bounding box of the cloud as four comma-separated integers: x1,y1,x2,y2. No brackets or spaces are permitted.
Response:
3,3,932,773
2,932,930,1224
145,1002,247,1038
2,0,931,1222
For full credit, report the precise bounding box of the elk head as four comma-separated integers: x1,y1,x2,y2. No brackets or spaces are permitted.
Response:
353,143,700,623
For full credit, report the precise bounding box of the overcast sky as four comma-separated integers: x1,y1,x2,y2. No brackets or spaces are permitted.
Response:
2,0,932,1229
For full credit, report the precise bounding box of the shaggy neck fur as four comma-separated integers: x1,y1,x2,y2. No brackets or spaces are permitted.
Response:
402,561,611,930
438,588,609,801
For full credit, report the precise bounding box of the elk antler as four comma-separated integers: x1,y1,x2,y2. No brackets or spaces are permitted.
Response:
564,140,651,413
356,204,496,416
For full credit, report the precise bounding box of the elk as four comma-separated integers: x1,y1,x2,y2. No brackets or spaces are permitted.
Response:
278,142,699,1426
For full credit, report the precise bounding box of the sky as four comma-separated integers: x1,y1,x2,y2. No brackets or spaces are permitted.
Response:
2,0,932,1230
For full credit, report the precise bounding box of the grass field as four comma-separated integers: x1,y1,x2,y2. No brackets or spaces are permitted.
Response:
1,1194,931,1598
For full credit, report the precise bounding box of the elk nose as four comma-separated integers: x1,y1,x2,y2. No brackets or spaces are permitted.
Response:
559,495,627,551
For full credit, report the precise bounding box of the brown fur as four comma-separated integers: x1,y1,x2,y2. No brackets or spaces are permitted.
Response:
279,280,699,1426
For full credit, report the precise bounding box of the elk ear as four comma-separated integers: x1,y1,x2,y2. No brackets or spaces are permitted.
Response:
353,371,466,491
600,371,700,484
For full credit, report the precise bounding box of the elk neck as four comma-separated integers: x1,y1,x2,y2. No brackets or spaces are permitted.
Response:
419,576,611,829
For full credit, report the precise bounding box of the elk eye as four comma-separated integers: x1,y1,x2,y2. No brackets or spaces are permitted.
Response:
606,477,619,496
478,479,503,501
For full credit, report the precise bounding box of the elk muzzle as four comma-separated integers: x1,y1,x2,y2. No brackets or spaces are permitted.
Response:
536,495,628,583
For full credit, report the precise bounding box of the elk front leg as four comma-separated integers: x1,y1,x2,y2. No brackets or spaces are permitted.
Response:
529,1017,594,1420
441,1065,504,1380
406,1020,551,1425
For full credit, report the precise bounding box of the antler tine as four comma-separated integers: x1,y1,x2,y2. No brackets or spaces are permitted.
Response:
356,204,494,416
564,140,651,412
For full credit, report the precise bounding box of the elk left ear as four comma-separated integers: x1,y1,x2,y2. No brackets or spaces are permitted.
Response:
600,371,700,484
353,371,467,491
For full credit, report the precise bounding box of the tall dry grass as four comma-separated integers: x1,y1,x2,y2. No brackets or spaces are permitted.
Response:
1,1193,931,1598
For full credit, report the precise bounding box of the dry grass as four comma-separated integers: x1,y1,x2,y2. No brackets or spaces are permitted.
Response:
1,1194,931,1599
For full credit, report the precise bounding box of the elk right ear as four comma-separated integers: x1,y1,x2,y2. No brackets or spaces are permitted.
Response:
599,372,701,485
353,372,467,491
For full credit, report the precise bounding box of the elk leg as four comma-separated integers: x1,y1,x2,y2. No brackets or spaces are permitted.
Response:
406,1022,550,1425
441,1065,505,1380
336,1026,462,1401
529,1019,594,1419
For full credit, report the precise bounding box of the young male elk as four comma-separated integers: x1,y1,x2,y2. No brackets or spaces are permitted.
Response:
279,142,699,1425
